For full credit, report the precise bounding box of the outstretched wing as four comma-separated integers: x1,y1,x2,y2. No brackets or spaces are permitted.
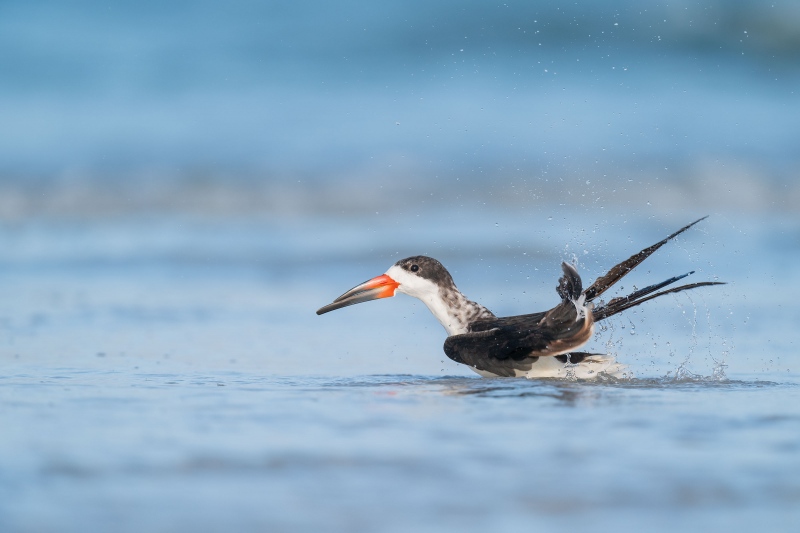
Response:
583,216,707,302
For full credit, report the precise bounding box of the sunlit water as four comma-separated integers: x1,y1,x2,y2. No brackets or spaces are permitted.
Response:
1,211,798,531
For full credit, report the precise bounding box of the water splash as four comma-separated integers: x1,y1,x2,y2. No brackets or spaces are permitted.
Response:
671,363,700,382
667,361,728,383
711,361,729,382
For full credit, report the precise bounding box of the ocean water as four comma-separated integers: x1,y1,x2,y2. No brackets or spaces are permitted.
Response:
1,0,800,217
2,0,800,531
1,211,799,532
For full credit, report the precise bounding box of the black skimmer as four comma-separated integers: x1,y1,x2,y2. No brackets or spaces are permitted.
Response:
317,217,724,378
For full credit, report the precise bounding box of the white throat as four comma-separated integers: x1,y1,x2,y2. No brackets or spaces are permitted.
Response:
385,265,494,336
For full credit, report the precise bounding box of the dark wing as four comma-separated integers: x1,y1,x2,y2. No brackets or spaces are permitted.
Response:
443,305,593,377
583,216,707,302
443,327,544,377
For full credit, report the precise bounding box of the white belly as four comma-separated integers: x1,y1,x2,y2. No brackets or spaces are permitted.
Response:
471,354,629,380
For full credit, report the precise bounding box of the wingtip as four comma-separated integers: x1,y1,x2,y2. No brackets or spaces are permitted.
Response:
557,261,583,301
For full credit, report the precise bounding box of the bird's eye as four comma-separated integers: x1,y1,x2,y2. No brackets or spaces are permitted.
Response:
410,264,419,272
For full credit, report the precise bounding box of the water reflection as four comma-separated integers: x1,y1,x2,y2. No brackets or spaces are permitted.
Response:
376,374,790,405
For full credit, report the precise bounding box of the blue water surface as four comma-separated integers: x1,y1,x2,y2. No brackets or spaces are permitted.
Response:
2,1,799,531
1,211,799,532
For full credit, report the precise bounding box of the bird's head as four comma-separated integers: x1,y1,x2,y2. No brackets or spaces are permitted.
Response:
316,256,454,315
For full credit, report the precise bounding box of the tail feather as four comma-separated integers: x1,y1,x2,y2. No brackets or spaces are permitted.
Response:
583,216,708,302
593,281,726,321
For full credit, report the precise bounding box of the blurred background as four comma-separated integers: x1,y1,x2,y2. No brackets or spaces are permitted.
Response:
1,0,798,218
1,0,798,376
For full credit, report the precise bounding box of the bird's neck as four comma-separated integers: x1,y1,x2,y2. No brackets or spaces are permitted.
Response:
419,286,495,336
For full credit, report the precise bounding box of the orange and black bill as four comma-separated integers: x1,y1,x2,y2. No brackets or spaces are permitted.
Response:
316,274,400,315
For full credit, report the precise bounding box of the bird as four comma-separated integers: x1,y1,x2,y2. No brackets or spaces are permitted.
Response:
316,217,724,379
